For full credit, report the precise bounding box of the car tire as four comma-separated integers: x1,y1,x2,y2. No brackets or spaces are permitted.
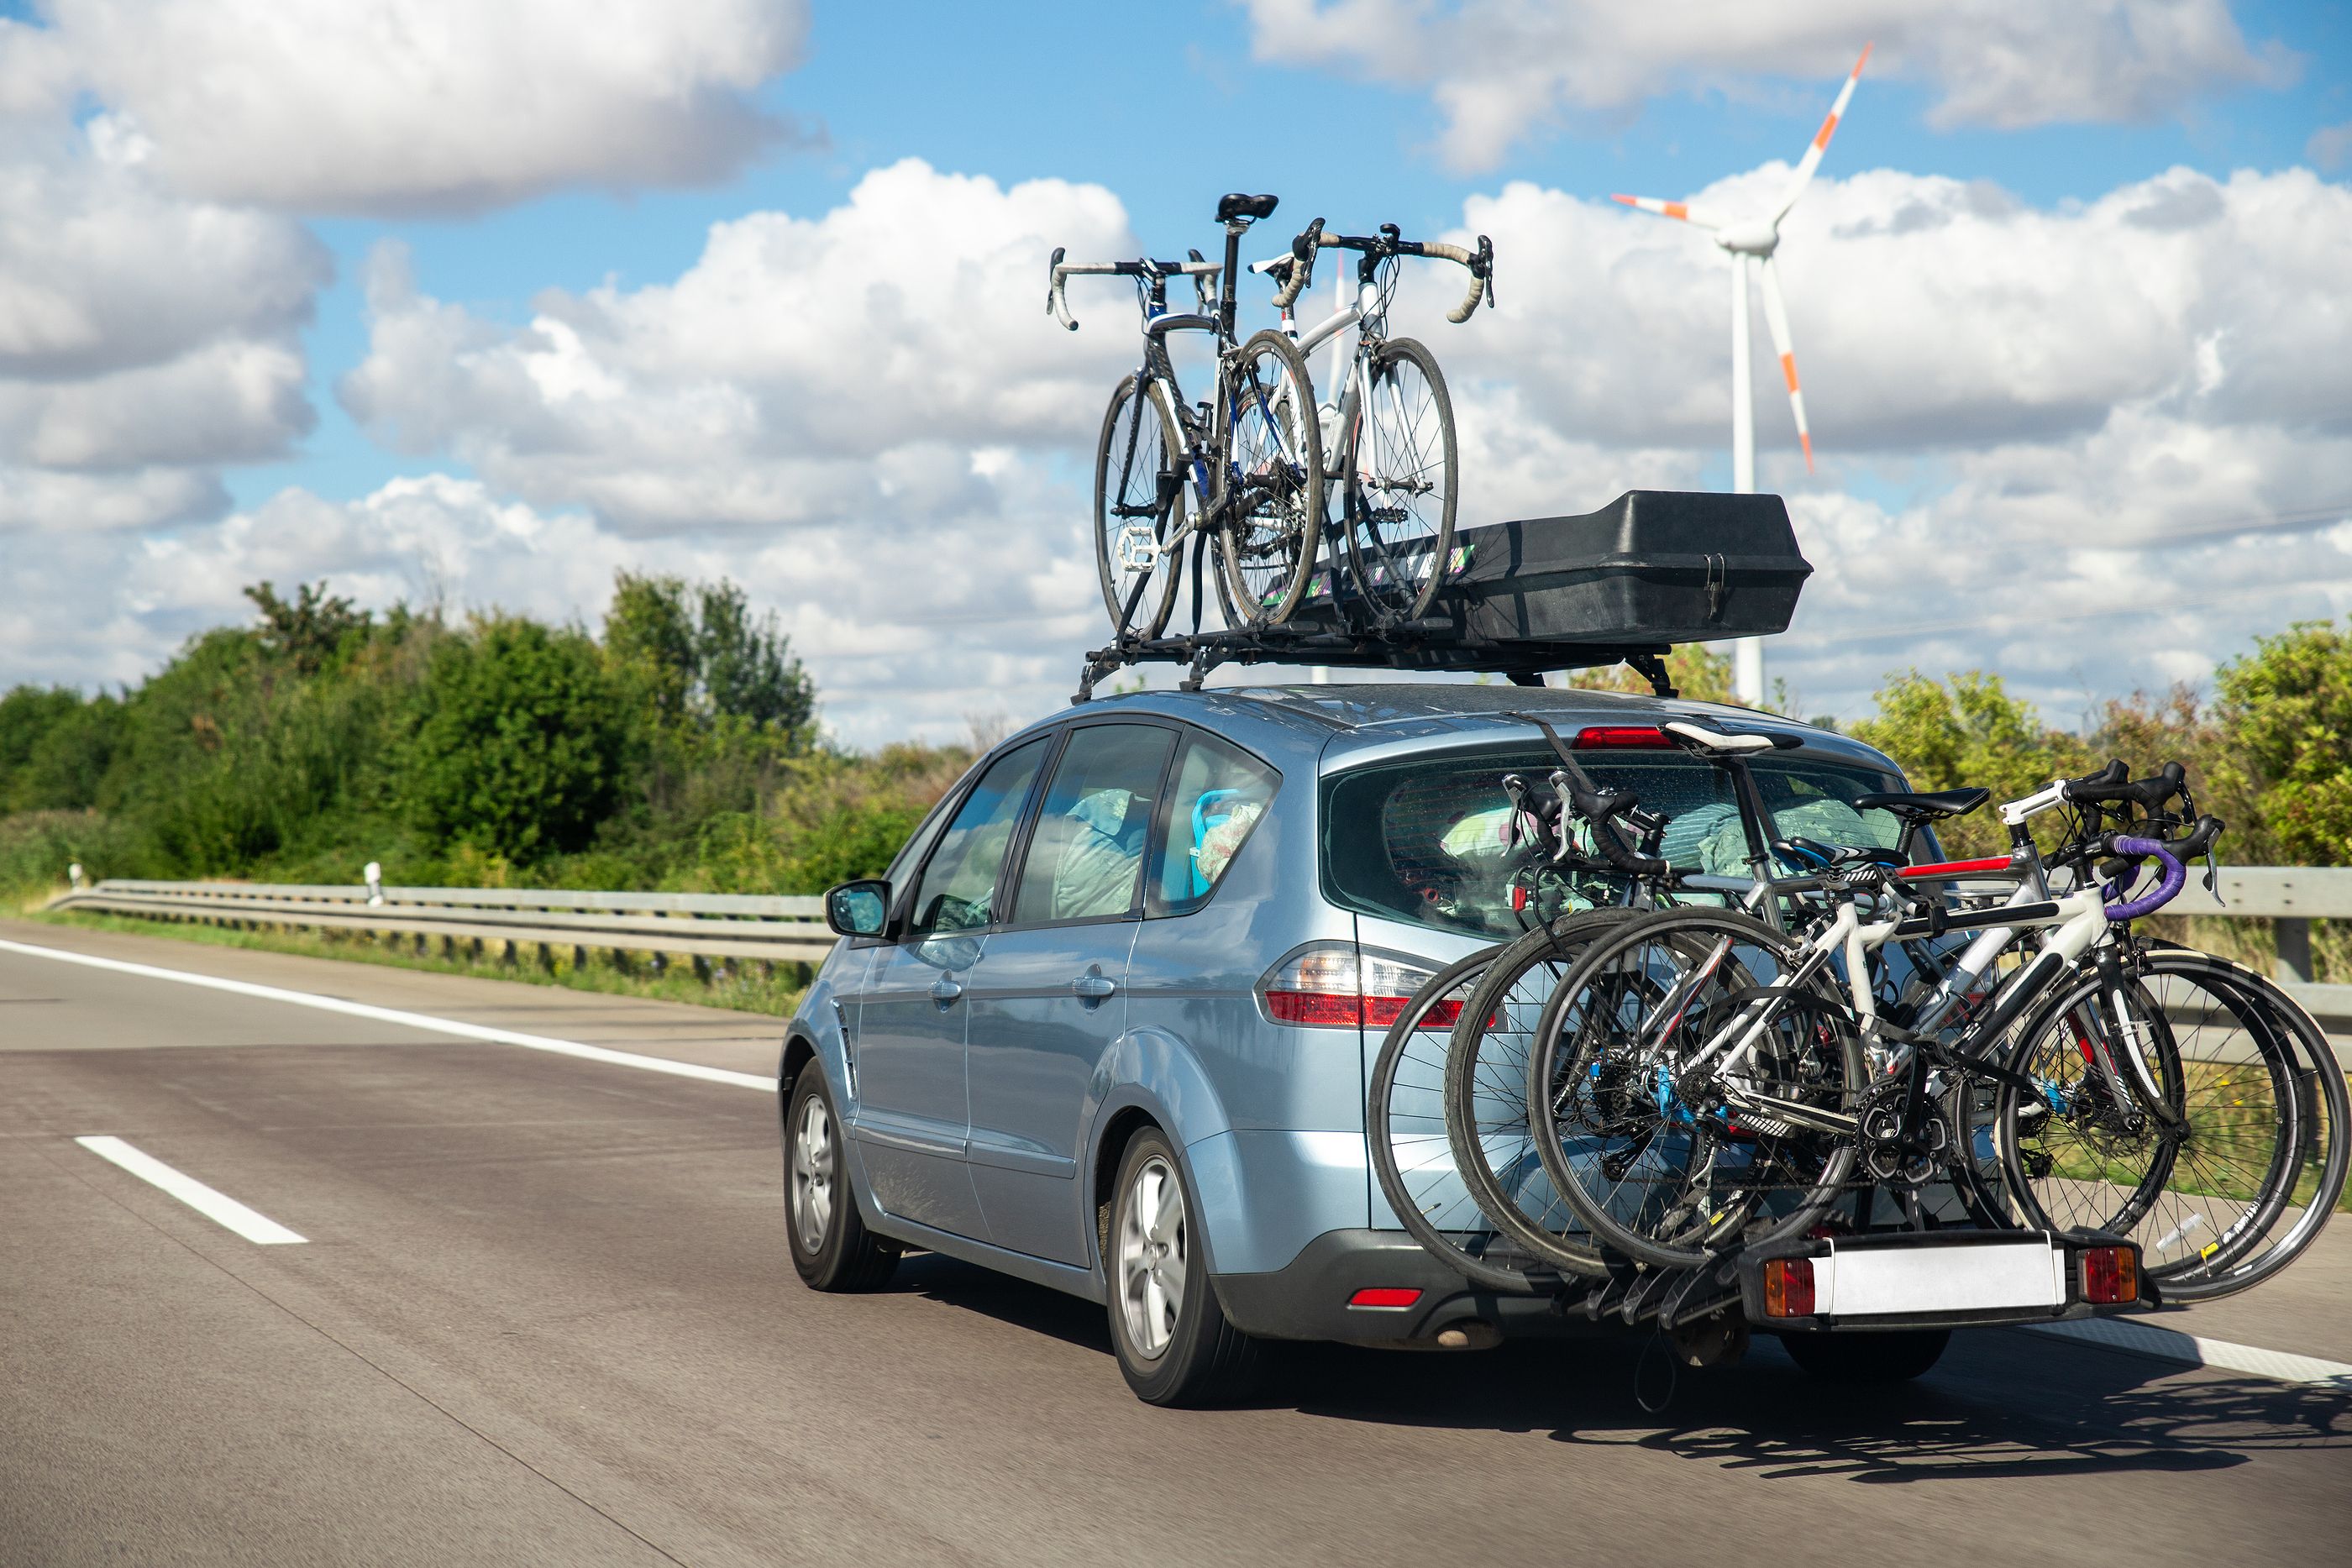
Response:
784,1068,899,1292
1778,1329,1951,1383
1104,1126,1261,1407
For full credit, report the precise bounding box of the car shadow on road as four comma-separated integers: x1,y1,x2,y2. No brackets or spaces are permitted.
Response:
1279,1329,2351,1482
885,1251,2349,1482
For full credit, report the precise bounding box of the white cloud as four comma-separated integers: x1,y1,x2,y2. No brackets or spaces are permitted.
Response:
340,159,1138,532
0,120,329,533
0,471,1107,747
2308,120,2352,171
0,0,809,216
1242,0,2283,170
1412,164,2352,464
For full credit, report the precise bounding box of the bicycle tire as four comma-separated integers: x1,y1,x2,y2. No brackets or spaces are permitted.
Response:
2002,947,2346,1300
1343,336,1457,627
1214,329,1324,627
1092,374,1182,638
1528,906,1863,1272
1439,913,1631,1277
1368,943,1567,1293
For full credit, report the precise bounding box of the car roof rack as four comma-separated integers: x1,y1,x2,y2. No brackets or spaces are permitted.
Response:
1073,624,1680,704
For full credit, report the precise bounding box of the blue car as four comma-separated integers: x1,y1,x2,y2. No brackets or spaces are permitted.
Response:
779,682,1922,1404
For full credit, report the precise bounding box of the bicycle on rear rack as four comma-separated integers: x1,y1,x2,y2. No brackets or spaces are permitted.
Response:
1049,193,1325,637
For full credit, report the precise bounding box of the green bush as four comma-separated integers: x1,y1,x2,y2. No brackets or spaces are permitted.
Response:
401,616,629,863
2217,620,2352,864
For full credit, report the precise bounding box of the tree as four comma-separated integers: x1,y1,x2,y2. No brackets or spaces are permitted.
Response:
245,580,369,674
1849,671,2090,857
401,617,628,861
0,686,86,809
602,572,814,733
2216,618,2352,864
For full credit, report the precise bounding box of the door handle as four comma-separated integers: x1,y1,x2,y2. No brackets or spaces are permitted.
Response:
1071,973,1118,1000
930,977,964,1006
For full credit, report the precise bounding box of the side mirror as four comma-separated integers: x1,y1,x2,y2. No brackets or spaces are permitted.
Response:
824,879,891,938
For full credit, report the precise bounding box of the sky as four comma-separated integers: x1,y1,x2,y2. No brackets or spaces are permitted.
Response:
2,0,2349,745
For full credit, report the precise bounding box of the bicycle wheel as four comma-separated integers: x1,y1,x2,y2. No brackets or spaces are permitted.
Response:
2002,948,2345,1299
1439,913,1633,1277
1529,907,1863,1272
1343,337,1457,627
1215,329,1324,627
1092,374,1182,638
1370,944,1565,1293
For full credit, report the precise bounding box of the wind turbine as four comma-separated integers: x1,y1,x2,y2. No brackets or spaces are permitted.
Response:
1614,43,1869,705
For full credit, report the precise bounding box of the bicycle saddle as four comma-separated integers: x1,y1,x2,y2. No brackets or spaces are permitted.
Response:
1660,720,1799,753
1780,836,1908,870
1217,192,1279,223
1852,787,1990,820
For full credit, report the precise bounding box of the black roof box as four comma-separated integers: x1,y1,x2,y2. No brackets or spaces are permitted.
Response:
1415,489,1812,647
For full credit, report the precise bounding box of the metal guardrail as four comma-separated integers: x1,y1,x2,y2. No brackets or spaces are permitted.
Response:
37,868,2352,1025
46,878,836,966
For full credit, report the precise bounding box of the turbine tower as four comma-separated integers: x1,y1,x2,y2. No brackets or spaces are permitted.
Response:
1614,44,1869,705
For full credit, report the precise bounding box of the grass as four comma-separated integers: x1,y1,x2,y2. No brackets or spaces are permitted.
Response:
24,905,811,1020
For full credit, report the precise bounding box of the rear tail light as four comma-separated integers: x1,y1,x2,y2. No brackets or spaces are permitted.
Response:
1348,1287,1423,1308
2081,1245,2138,1305
1761,1256,1816,1318
1573,725,1673,748
1261,947,1441,1030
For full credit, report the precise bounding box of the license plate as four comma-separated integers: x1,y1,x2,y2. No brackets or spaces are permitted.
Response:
1815,1239,2067,1317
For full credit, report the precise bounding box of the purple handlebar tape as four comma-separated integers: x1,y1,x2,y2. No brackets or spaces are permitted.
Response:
2102,836,2186,920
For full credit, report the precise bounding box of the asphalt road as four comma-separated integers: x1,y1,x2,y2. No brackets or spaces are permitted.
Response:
3,918,2347,1567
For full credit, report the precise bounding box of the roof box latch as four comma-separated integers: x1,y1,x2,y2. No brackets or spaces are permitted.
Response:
1704,553,1727,622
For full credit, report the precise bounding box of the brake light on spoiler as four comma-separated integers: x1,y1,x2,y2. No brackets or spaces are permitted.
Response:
1260,947,1454,1030
1572,725,1674,748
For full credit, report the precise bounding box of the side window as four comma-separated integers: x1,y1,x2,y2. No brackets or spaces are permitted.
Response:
1011,725,1176,926
1148,732,1280,917
906,737,1050,937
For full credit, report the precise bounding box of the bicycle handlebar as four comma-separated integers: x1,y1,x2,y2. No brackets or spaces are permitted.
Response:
1046,248,1223,332
1550,769,1670,876
2103,836,2186,920
1260,221,1494,321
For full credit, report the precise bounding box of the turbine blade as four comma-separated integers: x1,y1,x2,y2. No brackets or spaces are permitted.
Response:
1774,42,1870,222
1611,193,1723,229
1756,255,1814,473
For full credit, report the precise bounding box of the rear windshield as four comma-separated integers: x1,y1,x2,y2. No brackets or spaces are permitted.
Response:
1322,742,1910,940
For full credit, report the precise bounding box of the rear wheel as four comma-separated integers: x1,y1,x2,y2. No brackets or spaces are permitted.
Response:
1105,1127,1261,1406
1344,337,1457,627
1215,329,1324,627
1093,374,1183,638
1780,1329,1950,1383
784,1069,900,1291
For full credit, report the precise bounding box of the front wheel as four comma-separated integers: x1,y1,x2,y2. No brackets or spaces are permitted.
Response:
1093,374,1184,639
1343,337,1457,627
1215,329,1324,627
1105,1127,1262,1406
784,1069,900,1292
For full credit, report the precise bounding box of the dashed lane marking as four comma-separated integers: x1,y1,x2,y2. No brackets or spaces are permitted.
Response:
2022,1315,2352,1390
75,1135,308,1245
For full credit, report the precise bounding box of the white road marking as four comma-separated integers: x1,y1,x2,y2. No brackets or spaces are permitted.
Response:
75,1135,308,1245
2022,1316,2352,1390
0,936,774,1093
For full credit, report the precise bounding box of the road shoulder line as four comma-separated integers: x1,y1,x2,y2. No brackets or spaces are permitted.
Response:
0,935,775,1093
2021,1315,2352,1389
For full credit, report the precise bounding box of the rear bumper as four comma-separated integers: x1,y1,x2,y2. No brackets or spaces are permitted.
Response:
1210,1229,1604,1345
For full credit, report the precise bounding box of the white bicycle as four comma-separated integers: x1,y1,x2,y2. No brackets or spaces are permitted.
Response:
1255,218,1494,627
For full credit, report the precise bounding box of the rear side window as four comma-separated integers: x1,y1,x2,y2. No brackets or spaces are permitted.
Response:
1011,724,1177,926
1147,732,1281,917
1321,742,1906,939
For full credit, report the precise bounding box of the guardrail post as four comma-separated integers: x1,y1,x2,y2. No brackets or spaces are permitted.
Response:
2277,918,2316,986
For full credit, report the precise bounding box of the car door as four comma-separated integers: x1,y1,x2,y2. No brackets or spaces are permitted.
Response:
849,735,1050,1240
963,722,1176,1264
